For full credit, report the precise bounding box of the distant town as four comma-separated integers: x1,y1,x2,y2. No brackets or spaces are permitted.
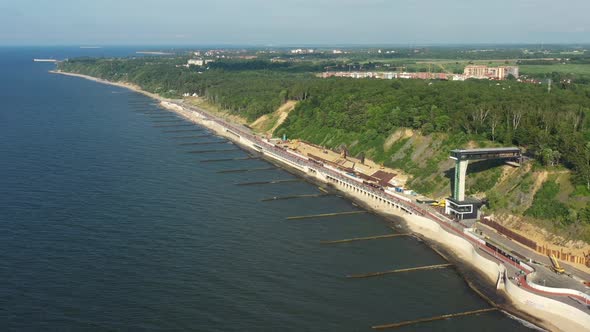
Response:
174,46,586,85
321,64,520,81
183,50,524,82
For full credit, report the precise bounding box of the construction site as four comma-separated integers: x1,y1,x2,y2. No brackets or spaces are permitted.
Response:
278,138,590,311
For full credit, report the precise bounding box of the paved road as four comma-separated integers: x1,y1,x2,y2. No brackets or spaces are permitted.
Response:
474,223,590,310
409,200,590,311
475,238,590,312
411,198,590,287
476,222,590,282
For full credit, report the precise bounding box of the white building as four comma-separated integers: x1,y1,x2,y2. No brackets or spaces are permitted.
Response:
383,72,397,79
188,59,204,66
290,49,314,54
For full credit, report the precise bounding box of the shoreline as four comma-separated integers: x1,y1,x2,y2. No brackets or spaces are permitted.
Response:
51,69,589,332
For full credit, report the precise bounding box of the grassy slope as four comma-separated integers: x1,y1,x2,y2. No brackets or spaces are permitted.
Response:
278,122,590,244
400,130,590,244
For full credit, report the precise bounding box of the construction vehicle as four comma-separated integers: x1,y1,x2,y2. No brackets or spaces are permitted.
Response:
430,199,446,208
549,254,566,274
417,199,437,204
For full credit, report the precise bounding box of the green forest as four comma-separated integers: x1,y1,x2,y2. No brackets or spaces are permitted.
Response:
58,56,590,239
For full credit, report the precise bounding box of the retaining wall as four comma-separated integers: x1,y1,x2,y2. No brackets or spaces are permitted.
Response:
506,278,590,331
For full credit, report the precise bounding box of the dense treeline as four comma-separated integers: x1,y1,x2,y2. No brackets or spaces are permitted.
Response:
207,59,332,72
192,71,314,119
60,57,590,192
267,46,571,61
60,58,314,120
278,78,590,190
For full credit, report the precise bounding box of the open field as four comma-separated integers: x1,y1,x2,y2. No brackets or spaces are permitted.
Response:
520,64,590,76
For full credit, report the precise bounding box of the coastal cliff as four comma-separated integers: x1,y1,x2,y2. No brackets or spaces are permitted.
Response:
53,69,590,331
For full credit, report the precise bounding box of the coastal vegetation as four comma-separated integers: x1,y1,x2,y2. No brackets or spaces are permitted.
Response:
58,48,590,242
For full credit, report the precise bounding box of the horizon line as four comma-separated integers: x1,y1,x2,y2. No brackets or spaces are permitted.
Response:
2,42,590,49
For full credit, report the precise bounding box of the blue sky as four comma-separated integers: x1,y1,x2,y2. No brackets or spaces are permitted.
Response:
1,0,589,45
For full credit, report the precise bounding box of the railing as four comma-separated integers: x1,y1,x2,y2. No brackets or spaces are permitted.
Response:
526,275,590,303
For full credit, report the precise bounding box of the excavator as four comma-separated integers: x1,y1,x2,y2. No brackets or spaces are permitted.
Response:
549,254,566,274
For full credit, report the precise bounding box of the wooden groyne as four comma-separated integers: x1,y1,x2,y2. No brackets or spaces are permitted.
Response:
148,115,178,119
218,167,275,174
463,277,498,308
371,307,498,330
200,156,260,163
169,134,211,139
260,193,330,201
153,124,194,128
347,263,452,278
162,129,203,133
186,148,239,154
131,110,156,113
432,248,451,262
136,111,162,114
178,141,228,146
151,120,184,123
320,233,409,245
237,179,301,186
286,210,367,220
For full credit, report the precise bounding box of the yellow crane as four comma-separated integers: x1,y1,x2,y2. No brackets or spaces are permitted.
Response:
549,254,566,274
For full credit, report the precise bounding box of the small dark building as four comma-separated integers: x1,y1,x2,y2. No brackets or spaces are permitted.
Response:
445,197,484,220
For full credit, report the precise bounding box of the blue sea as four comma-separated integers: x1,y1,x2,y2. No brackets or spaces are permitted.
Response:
0,46,535,331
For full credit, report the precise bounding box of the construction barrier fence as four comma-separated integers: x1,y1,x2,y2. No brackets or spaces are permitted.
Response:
536,245,589,267
480,217,537,249
480,217,590,268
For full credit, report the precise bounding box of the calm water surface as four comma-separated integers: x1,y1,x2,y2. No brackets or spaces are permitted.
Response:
0,47,535,331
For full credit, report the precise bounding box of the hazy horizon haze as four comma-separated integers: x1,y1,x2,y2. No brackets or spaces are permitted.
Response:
1,0,589,46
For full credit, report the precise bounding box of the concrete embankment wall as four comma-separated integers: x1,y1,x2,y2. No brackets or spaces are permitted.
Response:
405,215,590,332
506,278,590,332
407,215,501,281
161,101,590,332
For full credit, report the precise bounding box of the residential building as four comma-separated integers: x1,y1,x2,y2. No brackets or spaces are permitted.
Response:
463,65,519,80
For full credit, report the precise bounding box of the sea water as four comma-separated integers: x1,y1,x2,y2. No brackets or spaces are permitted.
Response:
0,47,534,331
